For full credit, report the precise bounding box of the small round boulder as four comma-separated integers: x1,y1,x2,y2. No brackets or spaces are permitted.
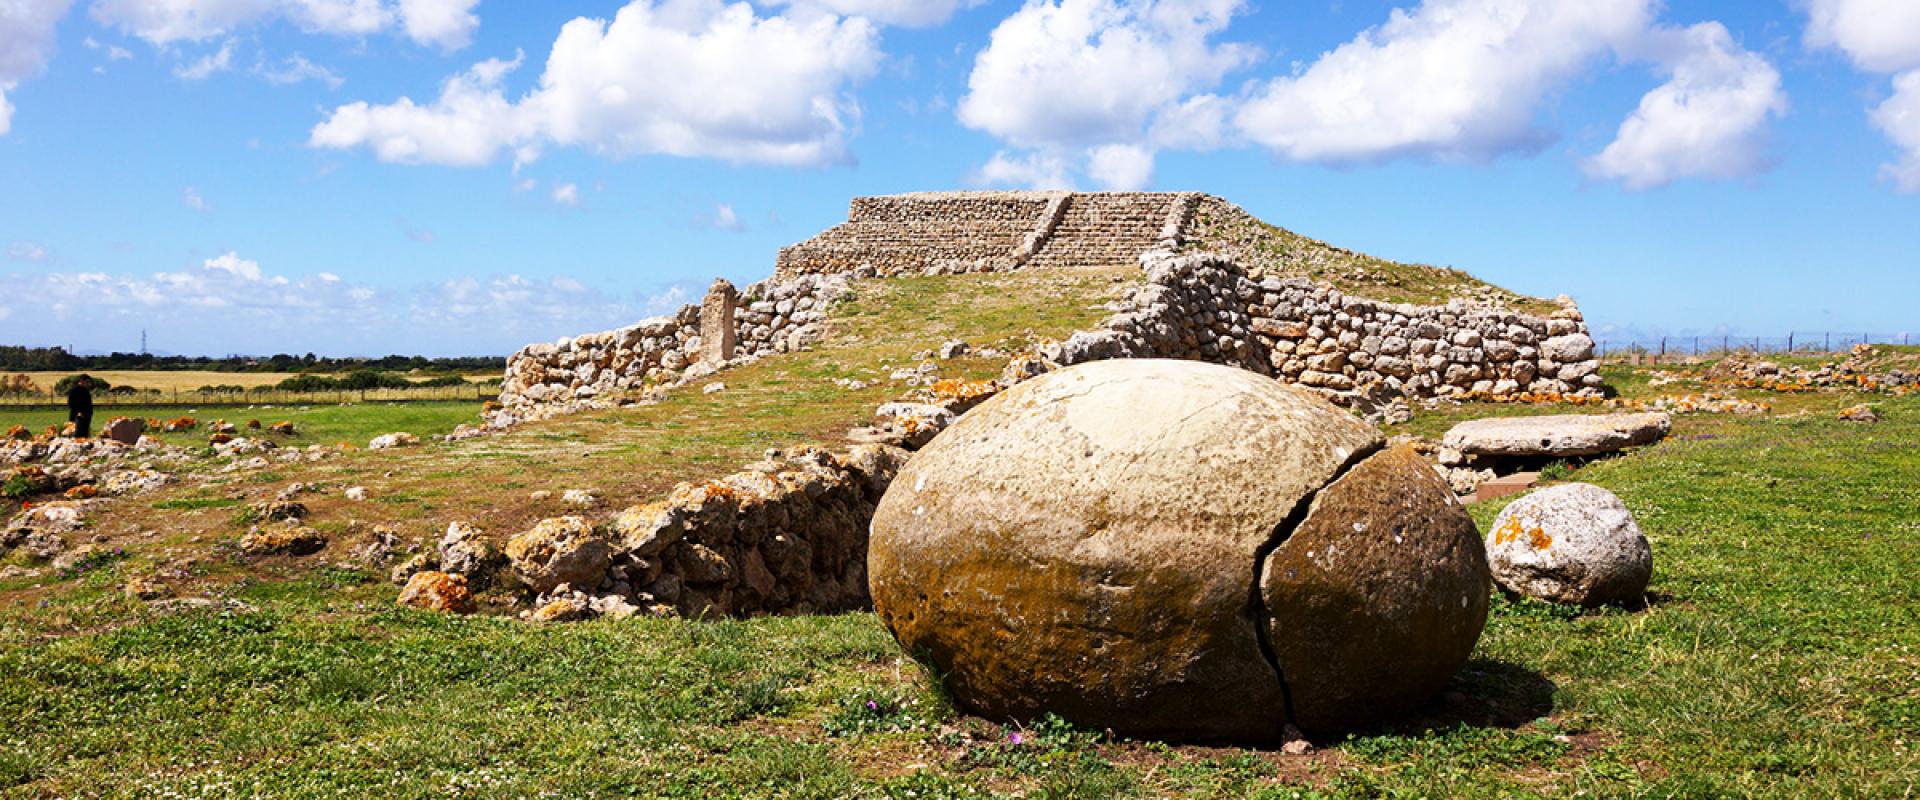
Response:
868,359,1489,740
1486,482,1651,607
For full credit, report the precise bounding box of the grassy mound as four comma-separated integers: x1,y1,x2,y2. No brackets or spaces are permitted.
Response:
1181,197,1561,316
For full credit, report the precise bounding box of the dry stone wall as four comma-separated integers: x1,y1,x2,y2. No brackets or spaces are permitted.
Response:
777,192,1060,278
495,273,852,421
1043,252,1603,408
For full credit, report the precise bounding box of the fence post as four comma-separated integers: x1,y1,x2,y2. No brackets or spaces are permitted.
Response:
1825,332,1831,351
1787,332,1793,352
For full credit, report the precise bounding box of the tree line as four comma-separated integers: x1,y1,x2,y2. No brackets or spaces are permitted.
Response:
0,346,505,373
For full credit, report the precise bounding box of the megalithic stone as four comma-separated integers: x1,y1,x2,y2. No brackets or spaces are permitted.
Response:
700,278,738,364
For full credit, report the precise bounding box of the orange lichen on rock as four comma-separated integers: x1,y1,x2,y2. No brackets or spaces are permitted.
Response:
3,425,28,442
209,432,234,445
164,417,198,432
1492,517,1552,550
63,485,98,501
269,421,296,436
398,571,477,614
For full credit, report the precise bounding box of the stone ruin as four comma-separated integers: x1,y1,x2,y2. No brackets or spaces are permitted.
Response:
500,192,1602,423
481,191,1606,621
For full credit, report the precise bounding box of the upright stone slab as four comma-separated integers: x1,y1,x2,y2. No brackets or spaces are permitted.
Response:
699,279,738,364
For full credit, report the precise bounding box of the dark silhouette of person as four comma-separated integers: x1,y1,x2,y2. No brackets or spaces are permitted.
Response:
66,375,94,439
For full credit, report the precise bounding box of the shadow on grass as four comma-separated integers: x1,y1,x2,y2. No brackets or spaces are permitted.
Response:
1360,658,1558,735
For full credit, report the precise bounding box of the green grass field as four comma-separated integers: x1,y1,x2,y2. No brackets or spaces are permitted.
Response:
0,401,484,449
1,392,1912,797
1,273,1915,797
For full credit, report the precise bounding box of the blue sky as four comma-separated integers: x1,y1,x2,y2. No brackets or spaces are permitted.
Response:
0,0,1915,357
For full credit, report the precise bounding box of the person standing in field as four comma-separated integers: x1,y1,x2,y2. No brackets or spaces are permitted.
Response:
66,375,94,439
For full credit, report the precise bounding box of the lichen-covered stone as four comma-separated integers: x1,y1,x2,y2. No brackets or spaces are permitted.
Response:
398,571,477,614
1261,446,1488,729
505,516,612,594
240,526,327,557
1487,483,1651,607
869,359,1487,741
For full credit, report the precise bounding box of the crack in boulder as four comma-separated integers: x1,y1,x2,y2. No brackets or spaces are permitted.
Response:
1248,441,1384,728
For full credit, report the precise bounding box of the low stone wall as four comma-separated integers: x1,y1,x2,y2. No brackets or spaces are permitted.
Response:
600,445,907,618
1043,253,1602,407
496,273,852,419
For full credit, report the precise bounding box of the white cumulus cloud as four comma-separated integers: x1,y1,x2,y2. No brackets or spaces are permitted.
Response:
183,185,209,211
550,182,580,207
711,203,744,231
1236,0,1656,164
203,251,263,281
1586,22,1787,190
958,0,1254,189
1802,0,1920,192
397,0,479,51
766,0,983,28
90,0,478,50
969,150,1074,189
310,1,882,168
0,0,75,136
1871,71,1920,191
1804,0,1920,74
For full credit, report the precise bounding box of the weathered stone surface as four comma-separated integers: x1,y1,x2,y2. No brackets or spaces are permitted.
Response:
1442,413,1672,459
101,417,145,445
1487,483,1651,607
240,526,327,557
368,432,420,450
439,522,502,587
872,359,1447,741
505,516,613,594
398,571,477,614
699,278,739,364
1261,446,1488,729
870,402,955,450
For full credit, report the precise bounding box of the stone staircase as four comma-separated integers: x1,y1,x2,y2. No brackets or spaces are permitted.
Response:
1023,193,1184,271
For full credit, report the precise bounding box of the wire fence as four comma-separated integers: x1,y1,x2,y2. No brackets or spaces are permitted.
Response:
1596,331,1916,360
0,384,498,409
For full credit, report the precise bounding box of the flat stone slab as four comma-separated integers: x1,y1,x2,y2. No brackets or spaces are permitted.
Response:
1468,472,1541,504
1443,412,1671,459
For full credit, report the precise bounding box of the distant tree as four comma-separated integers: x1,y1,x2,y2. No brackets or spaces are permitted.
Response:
53,375,110,394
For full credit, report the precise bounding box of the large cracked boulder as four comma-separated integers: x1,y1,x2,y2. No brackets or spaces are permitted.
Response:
1487,483,1651,607
869,359,1489,740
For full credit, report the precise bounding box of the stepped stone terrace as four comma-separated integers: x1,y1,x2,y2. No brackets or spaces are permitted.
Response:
774,191,1199,279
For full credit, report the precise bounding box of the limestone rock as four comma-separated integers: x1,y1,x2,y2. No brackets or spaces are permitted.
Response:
505,516,612,594
1486,483,1651,607
1442,413,1671,460
1541,334,1596,363
870,359,1484,739
1261,446,1488,729
439,522,502,587
101,417,146,445
368,432,421,450
870,402,955,450
398,571,477,614
240,526,327,557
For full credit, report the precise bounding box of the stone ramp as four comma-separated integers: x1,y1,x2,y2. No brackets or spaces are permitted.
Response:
1024,193,1184,271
